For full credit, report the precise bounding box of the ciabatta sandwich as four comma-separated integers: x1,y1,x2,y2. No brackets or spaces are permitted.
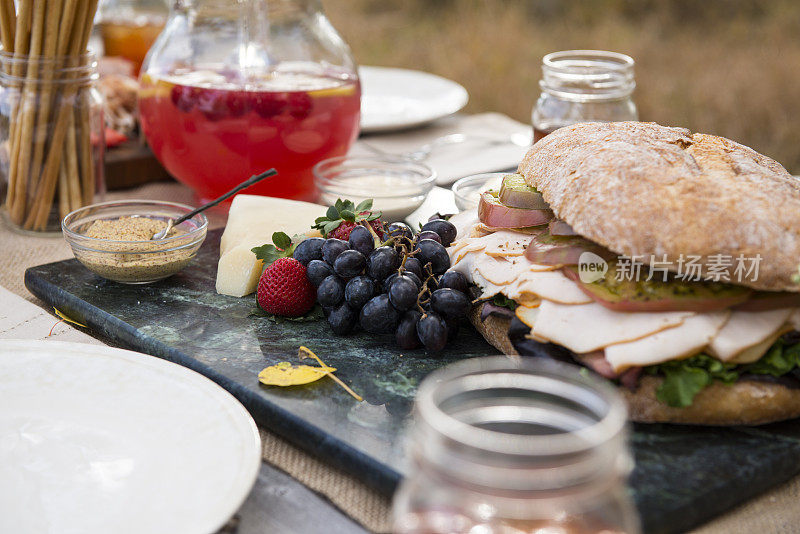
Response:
449,121,800,425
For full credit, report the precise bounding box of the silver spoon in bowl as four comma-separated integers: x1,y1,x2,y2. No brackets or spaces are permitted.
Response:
151,168,278,240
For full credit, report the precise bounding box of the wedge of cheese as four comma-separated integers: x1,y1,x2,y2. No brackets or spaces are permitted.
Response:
532,300,693,354
605,311,730,371
216,195,325,297
707,308,793,362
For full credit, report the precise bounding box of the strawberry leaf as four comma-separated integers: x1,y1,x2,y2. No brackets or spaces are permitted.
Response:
312,197,383,238
252,232,305,267
251,244,285,266
273,231,292,250
355,199,373,213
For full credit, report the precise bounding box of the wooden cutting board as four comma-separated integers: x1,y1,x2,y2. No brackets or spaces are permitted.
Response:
104,140,172,190
24,229,800,534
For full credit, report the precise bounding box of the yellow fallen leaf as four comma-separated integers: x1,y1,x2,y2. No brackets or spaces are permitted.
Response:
257,347,362,402
258,361,336,386
54,309,86,328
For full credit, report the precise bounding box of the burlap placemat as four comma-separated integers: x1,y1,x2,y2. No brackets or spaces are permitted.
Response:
2,181,798,533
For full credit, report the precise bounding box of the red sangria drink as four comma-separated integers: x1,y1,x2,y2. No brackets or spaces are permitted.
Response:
139,70,361,202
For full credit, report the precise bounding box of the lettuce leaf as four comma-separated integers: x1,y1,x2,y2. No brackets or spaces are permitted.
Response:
743,340,800,376
646,342,800,408
491,293,518,311
649,354,738,408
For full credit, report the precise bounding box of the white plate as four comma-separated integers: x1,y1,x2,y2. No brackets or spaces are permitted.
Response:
359,66,469,133
0,340,261,534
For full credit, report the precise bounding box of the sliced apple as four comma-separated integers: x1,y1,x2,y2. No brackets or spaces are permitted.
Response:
478,191,553,228
498,173,549,209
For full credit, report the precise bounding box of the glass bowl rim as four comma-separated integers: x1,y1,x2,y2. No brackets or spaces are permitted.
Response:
62,199,209,247
313,155,437,199
452,172,506,202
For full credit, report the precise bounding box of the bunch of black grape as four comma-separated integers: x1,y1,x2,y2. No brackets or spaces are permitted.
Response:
292,217,471,354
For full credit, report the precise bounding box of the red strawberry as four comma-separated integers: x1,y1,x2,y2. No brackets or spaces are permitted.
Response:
257,257,316,317
328,221,358,241
329,216,386,241
317,203,386,241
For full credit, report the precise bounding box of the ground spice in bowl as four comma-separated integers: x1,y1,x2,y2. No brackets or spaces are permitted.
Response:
73,216,200,283
83,216,179,241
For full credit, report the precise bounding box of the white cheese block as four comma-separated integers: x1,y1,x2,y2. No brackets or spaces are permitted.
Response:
532,300,693,354
605,311,730,371
707,308,794,362
216,195,324,297
215,245,266,298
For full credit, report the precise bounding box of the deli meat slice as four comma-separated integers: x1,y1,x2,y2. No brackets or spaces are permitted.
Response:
532,300,692,354
604,311,730,372
707,308,793,362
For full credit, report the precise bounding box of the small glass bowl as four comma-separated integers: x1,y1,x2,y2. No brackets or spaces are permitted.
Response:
62,200,208,284
451,172,506,211
314,156,436,222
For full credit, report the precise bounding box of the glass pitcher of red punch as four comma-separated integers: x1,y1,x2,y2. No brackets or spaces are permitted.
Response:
138,0,361,202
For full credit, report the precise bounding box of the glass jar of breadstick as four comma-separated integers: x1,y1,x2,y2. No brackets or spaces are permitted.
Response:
0,0,105,234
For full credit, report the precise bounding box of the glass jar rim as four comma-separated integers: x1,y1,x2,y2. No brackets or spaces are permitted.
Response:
415,356,628,457
543,49,634,73
0,51,98,83
411,356,630,493
540,49,635,101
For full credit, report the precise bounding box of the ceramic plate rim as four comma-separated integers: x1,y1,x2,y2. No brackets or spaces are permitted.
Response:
0,339,261,534
359,65,469,133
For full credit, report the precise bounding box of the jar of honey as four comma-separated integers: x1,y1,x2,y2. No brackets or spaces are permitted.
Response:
392,356,640,534
97,0,168,75
532,50,638,142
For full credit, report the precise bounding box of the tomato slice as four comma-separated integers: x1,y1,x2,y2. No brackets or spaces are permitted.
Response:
733,291,800,311
563,264,752,312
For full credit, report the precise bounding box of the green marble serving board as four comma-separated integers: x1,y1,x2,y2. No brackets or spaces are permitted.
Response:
25,229,800,534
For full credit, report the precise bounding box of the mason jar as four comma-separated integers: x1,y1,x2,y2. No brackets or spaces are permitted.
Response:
0,52,105,234
392,356,640,534
532,50,638,142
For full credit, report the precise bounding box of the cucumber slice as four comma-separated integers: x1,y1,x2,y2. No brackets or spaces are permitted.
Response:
499,174,549,210
564,263,752,312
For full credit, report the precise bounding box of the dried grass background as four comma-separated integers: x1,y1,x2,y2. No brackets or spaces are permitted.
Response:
326,0,800,173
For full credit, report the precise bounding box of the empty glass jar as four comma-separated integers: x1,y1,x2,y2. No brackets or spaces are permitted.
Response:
392,356,640,534
139,0,361,203
532,50,638,142
0,53,105,234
